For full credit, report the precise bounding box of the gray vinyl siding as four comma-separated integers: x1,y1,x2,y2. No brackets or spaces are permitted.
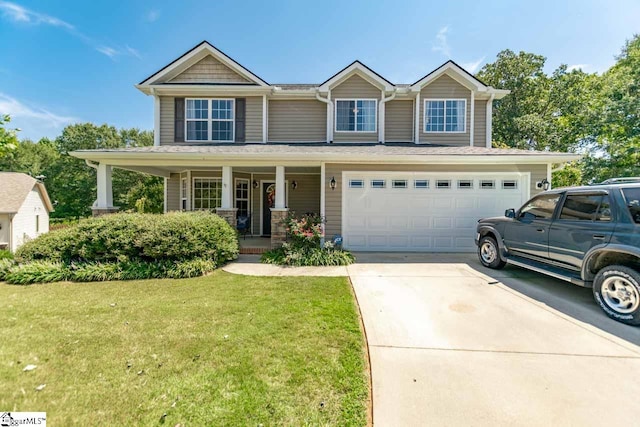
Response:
474,100,487,147
160,96,174,145
246,96,263,142
419,74,471,146
268,100,326,142
385,100,413,142
166,174,181,211
159,96,261,144
332,75,381,143
323,163,547,237
167,55,251,84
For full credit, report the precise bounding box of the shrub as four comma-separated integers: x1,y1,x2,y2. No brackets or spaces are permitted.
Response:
4,261,69,285
0,258,15,281
0,249,13,260
261,213,355,266
16,212,239,265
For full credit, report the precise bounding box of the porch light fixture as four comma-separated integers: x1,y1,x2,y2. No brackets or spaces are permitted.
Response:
291,180,298,190
537,178,550,191
330,176,336,190
252,180,259,189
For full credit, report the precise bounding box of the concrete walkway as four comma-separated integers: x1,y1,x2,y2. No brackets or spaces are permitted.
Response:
222,253,640,425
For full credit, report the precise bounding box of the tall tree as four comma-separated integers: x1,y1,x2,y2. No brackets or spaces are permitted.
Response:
0,114,19,156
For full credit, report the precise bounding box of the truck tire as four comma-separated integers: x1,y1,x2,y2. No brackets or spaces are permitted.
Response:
478,236,506,269
593,265,640,326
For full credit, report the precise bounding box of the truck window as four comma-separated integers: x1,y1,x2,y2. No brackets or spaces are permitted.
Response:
621,188,640,224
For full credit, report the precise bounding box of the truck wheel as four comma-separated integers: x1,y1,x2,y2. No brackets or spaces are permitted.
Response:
478,236,506,269
593,265,640,326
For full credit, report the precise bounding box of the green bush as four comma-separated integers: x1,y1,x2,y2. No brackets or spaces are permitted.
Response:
0,258,15,281
0,250,13,260
4,261,69,285
16,212,239,265
261,244,355,267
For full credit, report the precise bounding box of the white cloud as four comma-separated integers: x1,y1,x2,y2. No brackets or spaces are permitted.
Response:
461,56,486,73
146,9,160,22
0,1,73,29
432,26,451,58
0,93,78,139
0,1,140,60
567,64,589,72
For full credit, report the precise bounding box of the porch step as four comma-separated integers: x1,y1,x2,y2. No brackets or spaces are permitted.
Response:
240,247,270,255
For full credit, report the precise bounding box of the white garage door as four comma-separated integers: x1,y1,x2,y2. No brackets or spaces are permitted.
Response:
342,172,529,252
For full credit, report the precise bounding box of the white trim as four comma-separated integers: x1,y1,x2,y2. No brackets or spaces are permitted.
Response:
411,61,487,92
319,61,394,92
423,98,467,134
379,90,396,143
259,179,289,236
186,170,192,210
315,91,333,143
153,95,160,146
180,177,187,211
185,98,235,143
414,93,420,144
547,163,552,190
262,95,267,143
334,98,378,133
234,177,250,217
486,93,494,148
138,41,269,87
469,91,475,146
163,177,168,213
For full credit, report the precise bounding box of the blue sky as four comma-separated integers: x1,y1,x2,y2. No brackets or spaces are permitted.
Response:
1,0,639,141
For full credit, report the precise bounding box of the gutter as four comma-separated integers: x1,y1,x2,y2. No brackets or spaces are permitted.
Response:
378,92,396,143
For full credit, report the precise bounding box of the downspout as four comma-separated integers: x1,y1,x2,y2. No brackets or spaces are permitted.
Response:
378,91,396,143
8,213,13,253
316,92,332,143
469,91,475,146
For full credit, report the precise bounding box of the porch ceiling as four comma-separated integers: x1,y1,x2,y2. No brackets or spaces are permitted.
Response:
117,165,320,177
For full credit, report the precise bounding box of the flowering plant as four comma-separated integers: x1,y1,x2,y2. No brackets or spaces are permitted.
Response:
284,213,324,249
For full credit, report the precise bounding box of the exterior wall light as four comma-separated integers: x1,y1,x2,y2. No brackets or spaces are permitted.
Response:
252,180,259,189
537,178,551,191
291,181,298,190
330,176,336,190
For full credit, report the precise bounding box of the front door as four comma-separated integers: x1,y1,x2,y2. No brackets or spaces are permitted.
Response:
262,182,276,235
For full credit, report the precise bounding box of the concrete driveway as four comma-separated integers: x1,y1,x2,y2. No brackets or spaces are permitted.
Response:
349,253,640,426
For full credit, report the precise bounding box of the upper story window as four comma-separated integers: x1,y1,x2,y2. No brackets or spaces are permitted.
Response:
186,99,234,142
335,99,377,132
424,99,466,133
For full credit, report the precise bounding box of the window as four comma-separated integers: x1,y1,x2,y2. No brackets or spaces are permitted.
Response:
235,178,249,217
621,188,640,224
458,180,473,189
480,180,495,189
349,179,364,188
425,99,466,132
392,180,408,189
502,180,518,189
519,194,561,220
560,195,604,221
193,178,222,210
336,99,377,132
436,180,451,189
181,178,187,210
186,99,234,142
370,179,386,188
414,180,429,189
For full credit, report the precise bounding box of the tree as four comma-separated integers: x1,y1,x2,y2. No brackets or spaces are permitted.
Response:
0,114,19,156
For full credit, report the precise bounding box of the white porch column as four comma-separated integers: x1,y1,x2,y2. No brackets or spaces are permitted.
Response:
221,166,233,209
96,163,113,208
275,165,285,209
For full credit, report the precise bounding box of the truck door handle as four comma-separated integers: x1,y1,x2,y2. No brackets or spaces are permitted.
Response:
593,234,606,240
536,228,545,233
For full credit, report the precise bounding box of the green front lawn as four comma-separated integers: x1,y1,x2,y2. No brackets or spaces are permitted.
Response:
0,272,368,426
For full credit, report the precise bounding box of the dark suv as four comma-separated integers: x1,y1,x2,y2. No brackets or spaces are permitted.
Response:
475,179,640,325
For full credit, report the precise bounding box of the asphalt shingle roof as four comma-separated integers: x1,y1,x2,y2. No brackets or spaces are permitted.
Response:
0,172,51,213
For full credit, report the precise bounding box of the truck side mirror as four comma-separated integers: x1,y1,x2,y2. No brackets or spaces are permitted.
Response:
505,208,516,218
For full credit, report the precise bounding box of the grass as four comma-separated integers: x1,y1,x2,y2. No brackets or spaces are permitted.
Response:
0,271,368,426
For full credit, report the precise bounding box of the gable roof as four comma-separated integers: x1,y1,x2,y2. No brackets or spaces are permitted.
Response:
137,40,269,87
0,172,54,214
319,60,394,92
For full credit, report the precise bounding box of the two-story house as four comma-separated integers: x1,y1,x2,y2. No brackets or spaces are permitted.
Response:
72,41,579,252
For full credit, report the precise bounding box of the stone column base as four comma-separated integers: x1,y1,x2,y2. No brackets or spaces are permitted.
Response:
270,208,289,249
216,208,238,228
91,206,120,217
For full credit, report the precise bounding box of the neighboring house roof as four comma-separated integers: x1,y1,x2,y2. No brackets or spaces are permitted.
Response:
0,172,54,214
71,144,580,165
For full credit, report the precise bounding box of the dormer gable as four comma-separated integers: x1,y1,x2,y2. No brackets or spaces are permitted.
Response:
319,60,394,93
411,60,488,92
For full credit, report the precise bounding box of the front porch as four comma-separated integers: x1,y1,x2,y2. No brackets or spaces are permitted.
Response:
238,236,272,254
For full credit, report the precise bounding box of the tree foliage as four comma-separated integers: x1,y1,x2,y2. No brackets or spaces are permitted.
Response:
0,114,19,156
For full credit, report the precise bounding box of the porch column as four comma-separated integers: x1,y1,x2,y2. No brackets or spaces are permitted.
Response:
271,165,289,248
216,166,237,228
92,163,118,216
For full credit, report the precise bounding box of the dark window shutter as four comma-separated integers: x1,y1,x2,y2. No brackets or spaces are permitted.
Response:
174,98,185,142
235,98,246,142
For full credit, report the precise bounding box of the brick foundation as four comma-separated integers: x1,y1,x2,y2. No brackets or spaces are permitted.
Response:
216,208,238,228
91,207,120,217
270,208,289,249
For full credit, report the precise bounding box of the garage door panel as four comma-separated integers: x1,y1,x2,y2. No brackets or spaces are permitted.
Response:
343,172,526,252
